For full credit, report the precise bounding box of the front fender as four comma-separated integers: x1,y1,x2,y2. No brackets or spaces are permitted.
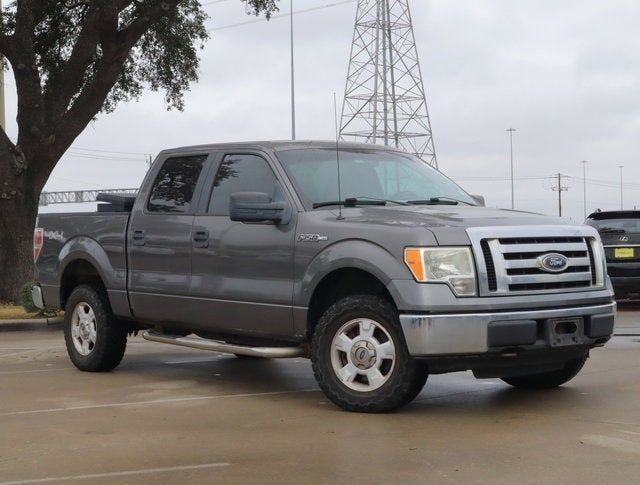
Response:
295,239,410,308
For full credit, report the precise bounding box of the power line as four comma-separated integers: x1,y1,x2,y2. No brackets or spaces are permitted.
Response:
201,0,233,6
207,0,356,32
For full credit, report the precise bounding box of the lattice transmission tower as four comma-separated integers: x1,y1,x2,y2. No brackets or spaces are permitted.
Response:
340,0,437,167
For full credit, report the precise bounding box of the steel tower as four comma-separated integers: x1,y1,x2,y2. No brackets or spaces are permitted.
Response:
339,0,437,167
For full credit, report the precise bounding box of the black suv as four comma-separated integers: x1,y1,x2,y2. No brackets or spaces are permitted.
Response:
587,210,640,299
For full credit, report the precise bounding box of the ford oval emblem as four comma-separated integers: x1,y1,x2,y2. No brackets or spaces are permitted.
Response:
537,253,569,273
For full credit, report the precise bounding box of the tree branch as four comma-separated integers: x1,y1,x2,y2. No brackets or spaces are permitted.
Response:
52,0,183,156
43,1,124,120
9,0,46,151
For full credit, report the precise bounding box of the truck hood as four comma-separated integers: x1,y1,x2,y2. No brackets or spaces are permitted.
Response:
343,205,571,245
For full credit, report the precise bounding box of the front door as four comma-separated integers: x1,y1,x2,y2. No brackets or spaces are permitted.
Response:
128,152,211,325
189,152,297,339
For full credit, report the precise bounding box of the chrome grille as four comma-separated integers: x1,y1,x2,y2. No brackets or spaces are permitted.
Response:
467,226,606,296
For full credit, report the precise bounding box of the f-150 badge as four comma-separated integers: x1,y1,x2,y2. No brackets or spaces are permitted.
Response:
297,234,328,242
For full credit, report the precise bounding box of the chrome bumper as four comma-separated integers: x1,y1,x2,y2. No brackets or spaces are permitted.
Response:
31,285,45,310
399,302,616,356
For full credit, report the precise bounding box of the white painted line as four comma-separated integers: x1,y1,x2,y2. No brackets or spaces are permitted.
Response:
0,368,72,376
0,462,230,485
0,348,65,358
0,389,319,417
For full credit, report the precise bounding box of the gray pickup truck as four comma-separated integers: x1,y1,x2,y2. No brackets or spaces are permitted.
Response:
32,141,616,412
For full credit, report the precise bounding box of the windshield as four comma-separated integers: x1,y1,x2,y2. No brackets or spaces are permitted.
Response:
587,218,640,234
276,147,476,208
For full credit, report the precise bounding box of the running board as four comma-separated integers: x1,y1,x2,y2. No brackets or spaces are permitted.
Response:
141,330,307,359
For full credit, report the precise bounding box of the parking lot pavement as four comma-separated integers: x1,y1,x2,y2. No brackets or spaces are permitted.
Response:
1,317,639,485
617,304,640,334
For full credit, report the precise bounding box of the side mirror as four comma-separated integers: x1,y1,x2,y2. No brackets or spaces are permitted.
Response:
230,192,292,224
471,194,486,207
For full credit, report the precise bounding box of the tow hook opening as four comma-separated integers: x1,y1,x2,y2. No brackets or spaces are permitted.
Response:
555,321,578,335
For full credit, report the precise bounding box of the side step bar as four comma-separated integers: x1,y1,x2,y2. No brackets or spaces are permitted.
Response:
141,330,307,359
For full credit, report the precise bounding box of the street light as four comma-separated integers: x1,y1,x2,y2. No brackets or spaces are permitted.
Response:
290,0,296,140
581,160,588,219
506,128,516,209
0,0,5,130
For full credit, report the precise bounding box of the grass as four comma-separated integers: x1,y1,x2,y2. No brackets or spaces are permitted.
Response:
0,303,39,320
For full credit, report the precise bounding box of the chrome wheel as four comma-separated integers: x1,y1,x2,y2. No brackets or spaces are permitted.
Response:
330,318,396,392
70,302,97,356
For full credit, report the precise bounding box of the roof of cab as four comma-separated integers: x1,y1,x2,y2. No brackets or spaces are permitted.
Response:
159,140,404,155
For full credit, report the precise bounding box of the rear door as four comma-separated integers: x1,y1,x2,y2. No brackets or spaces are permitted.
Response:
128,152,212,325
188,151,298,339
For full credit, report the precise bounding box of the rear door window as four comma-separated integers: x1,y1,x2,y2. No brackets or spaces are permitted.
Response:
147,155,208,213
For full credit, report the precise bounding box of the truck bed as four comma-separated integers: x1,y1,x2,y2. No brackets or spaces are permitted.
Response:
35,212,131,311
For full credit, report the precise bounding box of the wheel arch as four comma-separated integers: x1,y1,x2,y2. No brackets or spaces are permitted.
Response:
57,237,116,310
305,267,397,340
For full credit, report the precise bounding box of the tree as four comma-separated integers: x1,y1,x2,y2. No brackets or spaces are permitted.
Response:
0,0,278,302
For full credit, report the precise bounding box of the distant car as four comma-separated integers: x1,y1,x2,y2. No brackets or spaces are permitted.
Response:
586,210,640,300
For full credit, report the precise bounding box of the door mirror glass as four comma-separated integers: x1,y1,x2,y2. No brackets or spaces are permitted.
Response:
230,192,292,224
471,194,486,206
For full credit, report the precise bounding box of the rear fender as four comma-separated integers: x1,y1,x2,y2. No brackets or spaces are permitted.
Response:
53,237,130,318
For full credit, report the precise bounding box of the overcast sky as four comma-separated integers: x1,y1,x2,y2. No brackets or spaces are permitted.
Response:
4,0,640,219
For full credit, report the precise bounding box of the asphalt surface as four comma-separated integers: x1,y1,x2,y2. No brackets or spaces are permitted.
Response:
1,308,639,484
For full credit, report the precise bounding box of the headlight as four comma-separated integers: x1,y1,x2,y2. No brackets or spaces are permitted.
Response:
404,247,477,296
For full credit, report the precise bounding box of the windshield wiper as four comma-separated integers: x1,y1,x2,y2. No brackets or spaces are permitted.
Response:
313,198,387,209
407,196,473,206
313,197,411,209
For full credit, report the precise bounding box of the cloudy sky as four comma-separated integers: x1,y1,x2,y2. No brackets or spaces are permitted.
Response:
3,0,640,219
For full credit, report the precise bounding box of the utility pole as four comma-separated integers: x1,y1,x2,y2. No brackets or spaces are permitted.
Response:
581,160,588,219
289,0,296,140
506,128,516,209
551,173,569,217
618,165,624,210
0,0,5,131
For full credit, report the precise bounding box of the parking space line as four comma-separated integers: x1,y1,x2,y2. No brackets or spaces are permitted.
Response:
0,462,230,485
0,368,72,376
0,389,319,418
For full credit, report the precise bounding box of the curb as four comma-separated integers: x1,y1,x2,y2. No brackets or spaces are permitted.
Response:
0,316,64,330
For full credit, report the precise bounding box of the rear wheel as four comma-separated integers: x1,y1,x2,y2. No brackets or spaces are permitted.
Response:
311,295,428,413
64,285,127,372
501,356,588,389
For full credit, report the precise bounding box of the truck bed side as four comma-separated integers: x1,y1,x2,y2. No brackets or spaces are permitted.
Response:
35,212,131,317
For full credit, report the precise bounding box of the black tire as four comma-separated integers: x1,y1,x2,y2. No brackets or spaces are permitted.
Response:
311,295,428,413
501,356,588,389
64,285,127,372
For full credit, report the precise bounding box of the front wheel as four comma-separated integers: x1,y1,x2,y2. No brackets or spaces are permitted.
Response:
311,295,428,413
64,285,127,372
501,356,588,389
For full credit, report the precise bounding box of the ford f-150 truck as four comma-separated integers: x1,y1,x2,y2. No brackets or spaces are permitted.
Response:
32,141,616,413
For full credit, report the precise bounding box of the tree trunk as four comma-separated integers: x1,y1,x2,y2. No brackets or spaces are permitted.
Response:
0,198,38,303
0,143,42,303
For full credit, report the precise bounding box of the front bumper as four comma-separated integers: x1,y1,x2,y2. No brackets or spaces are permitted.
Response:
399,302,616,356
